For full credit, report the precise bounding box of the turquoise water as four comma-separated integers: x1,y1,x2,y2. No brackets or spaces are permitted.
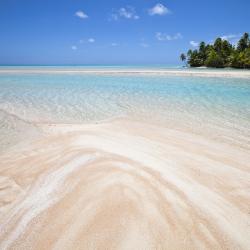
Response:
0,70,250,150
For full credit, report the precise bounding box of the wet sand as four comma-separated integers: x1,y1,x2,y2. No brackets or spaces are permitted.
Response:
0,118,249,249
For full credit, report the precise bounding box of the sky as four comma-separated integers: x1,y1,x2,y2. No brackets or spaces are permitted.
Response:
0,0,250,65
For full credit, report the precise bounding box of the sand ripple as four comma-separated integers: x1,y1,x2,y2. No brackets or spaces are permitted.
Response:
0,119,249,249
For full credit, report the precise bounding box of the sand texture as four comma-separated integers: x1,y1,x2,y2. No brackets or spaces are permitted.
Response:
0,119,249,249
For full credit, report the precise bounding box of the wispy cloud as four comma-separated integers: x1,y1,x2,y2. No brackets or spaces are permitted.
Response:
156,32,182,41
220,34,240,41
190,41,199,47
71,45,77,50
79,38,95,44
148,3,170,16
111,6,139,21
75,10,88,19
111,43,118,47
88,38,95,43
140,43,150,48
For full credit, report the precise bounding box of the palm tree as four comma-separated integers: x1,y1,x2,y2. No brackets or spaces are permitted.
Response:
237,32,250,52
180,53,186,66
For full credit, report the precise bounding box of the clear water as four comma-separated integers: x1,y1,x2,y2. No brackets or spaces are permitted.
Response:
0,68,250,150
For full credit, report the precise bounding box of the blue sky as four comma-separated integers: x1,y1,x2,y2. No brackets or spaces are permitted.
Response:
0,0,249,65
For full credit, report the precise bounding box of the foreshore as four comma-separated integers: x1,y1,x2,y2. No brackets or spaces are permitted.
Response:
0,118,249,249
0,69,249,249
1,67,250,78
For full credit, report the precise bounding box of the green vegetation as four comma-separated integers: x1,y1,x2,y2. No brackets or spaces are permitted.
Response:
181,33,250,69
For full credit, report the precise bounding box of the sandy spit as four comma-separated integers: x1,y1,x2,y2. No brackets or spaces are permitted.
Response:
0,68,250,78
0,119,249,249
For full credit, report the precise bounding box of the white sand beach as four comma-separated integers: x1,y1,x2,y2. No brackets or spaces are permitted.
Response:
1,0,250,248
0,66,250,249
1,0,250,247
1,67,250,78
0,118,249,249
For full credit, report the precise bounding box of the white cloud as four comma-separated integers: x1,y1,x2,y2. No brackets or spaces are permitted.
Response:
190,41,199,47
140,43,150,48
71,46,77,50
220,34,237,40
156,32,182,41
79,38,95,44
75,10,88,19
148,3,170,16
88,38,95,43
111,7,139,20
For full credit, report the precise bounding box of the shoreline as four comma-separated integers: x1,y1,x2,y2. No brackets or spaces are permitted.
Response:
0,70,249,249
1,68,250,78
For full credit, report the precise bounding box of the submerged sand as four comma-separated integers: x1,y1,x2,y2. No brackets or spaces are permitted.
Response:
0,118,249,249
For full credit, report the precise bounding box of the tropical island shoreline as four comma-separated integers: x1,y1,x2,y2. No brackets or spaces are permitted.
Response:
1,0,250,249
180,33,250,69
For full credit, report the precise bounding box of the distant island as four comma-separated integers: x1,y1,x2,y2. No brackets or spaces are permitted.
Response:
180,32,250,69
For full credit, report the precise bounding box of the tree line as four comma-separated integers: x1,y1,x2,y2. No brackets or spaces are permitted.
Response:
180,33,250,68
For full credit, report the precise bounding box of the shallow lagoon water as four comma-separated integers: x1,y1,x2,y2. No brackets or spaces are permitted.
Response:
0,71,250,150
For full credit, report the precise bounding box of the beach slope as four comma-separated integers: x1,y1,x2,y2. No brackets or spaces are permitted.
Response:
0,119,249,249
